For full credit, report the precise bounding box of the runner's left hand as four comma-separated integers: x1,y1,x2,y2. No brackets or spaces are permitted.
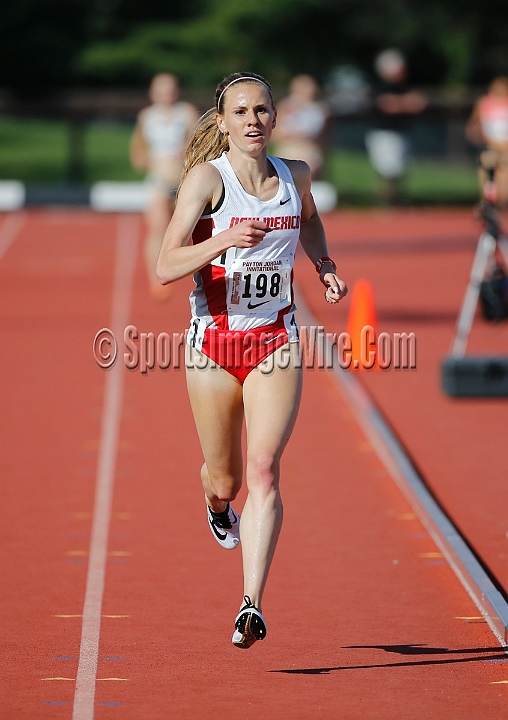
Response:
323,273,348,304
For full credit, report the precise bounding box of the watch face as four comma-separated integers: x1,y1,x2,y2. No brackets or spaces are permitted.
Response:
318,258,332,269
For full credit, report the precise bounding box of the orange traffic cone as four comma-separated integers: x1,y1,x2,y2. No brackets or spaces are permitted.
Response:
346,279,377,371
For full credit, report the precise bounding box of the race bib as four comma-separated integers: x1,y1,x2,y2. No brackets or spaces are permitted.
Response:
227,258,291,314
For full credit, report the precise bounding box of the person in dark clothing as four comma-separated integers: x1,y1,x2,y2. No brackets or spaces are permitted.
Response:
365,49,427,204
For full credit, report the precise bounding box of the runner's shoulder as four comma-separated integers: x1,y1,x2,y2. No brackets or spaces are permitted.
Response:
180,162,222,204
277,158,311,194
185,162,221,185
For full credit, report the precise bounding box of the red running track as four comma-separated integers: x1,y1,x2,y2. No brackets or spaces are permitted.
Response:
0,208,507,720
301,208,508,595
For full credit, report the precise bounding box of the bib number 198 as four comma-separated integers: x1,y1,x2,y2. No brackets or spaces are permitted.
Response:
229,268,290,311
242,272,281,299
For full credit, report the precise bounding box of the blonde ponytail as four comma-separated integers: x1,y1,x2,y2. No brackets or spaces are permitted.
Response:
181,108,229,183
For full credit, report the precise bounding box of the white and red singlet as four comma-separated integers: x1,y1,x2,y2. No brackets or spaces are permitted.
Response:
187,152,302,382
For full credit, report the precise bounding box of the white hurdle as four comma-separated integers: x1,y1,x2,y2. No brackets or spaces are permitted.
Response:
0,181,26,211
90,181,150,212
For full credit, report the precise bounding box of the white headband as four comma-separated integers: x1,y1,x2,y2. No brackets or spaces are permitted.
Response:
217,77,272,109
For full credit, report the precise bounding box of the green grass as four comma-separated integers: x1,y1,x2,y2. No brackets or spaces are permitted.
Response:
0,117,480,205
325,149,480,206
0,117,69,183
403,158,480,204
86,120,142,182
0,116,141,184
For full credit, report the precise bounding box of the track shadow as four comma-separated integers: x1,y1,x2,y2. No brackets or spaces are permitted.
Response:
343,644,508,655
270,645,508,674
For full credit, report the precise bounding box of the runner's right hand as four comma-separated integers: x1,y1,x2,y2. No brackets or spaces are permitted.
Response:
224,220,272,249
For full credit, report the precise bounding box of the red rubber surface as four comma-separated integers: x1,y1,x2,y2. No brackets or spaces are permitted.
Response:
1,208,508,719
301,208,508,593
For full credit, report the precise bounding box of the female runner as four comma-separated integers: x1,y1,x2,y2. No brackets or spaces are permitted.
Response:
466,76,508,208
156,72,347,648
130,73,198,300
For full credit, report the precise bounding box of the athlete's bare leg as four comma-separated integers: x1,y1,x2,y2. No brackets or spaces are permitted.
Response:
186,344,302,611
145,190,174,299
185,347,244,512
240,343,302,610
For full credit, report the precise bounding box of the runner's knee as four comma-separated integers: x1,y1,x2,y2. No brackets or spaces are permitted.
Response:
202,464,242,502
246,454,280,494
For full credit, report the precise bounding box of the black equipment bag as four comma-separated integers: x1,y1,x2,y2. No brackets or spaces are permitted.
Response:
479,264,508,321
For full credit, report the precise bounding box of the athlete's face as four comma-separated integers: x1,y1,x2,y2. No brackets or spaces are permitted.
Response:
150,74,179,106
217,83,276,155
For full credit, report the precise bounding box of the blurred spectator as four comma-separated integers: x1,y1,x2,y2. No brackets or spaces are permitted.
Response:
325,65,370,117
272,74,330,178
130,73,199,301
466,76,508,208
365,49,427,204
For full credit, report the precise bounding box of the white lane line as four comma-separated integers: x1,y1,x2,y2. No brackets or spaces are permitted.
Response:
72,215,139,720
0,212,26,263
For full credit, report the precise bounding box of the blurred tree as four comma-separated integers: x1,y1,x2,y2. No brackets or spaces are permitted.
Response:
76,0,507,89
76,0,309,88
1,0,508,94
85,0,204,39
0,0,204,93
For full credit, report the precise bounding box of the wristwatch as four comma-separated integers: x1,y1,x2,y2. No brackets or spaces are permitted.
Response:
315,256,337,273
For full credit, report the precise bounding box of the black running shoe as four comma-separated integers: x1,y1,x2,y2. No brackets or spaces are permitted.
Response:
232,596,267,649
207,503,240,550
